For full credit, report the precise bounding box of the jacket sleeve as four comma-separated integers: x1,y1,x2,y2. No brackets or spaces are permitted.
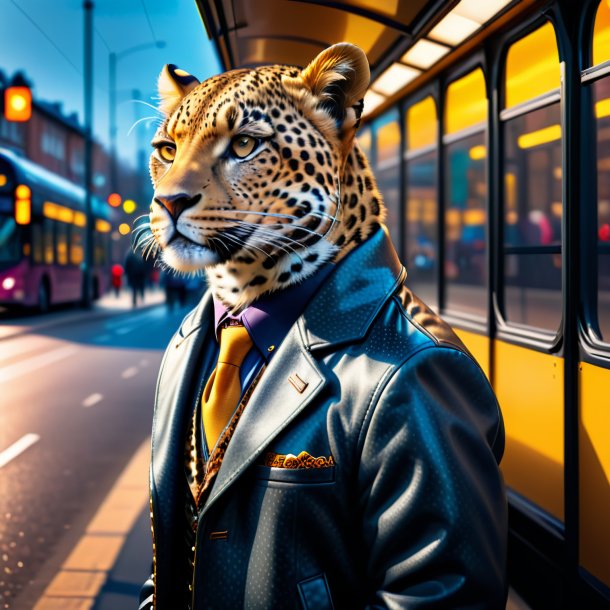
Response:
358,346,507,610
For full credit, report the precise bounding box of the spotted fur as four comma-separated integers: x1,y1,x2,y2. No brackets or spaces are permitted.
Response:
145,43,385,312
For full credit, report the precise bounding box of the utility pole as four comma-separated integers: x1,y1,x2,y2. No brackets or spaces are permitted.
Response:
109,51,117,194
82,0,94,308
108,41,165,196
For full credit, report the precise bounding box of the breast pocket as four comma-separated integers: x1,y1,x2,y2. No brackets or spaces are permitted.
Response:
254,464,335,486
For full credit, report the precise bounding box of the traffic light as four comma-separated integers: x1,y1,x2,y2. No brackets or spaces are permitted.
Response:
4,86,32,122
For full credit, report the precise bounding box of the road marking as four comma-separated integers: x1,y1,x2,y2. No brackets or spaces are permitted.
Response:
0,346,78,385
33,438,150,608
0,433,40,469
0,337,56,366
82,393,103,408
121,366,138,379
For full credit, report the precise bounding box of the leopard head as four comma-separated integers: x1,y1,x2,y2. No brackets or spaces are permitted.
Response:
144,43,384,311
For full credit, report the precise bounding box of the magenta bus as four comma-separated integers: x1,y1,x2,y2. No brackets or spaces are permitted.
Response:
0,148,112,311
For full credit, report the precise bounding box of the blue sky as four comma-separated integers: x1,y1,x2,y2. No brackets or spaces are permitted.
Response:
0,0,222,166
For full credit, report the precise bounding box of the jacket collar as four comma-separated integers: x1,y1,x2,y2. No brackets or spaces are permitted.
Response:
198,225,405,516
301,225,406,350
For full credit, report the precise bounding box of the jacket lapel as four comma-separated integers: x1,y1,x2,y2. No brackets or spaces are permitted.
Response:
152,292,213,517
201,226,405,515
201,321,327,515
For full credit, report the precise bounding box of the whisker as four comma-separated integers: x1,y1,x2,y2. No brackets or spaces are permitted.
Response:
221,231,281,263
127,115,162,136
128,99,165,115
229,218,327,240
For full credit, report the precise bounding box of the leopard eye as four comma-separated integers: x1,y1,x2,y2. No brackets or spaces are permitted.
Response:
157,144,176,162
230,135,257,159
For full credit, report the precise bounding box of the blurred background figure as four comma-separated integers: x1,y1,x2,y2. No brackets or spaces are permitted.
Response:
124,247,151,307
161,269,187,312
111,263,124,297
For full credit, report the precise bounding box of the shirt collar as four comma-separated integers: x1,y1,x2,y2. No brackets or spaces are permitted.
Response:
213,265,334,361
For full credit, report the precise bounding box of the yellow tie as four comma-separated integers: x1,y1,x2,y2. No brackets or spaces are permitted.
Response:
202,324,253,451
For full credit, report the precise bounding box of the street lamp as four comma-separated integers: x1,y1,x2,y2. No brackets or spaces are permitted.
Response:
109,40,165,193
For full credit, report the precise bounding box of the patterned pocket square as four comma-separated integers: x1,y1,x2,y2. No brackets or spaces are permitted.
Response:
263,451,335,469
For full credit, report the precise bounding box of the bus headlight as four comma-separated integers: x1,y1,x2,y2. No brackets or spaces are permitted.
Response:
2,277,16,290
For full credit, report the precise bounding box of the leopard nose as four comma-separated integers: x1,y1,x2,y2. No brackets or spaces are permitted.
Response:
154,193,201,220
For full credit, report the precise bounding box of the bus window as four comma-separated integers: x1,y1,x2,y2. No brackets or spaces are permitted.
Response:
443,67,487,318
503,22,562,331
591,0,610,340
594,76,610,340
593,0,610,67
0,216,19,263
372,109,401,252
94,231,108,266
31,224,43,264
56,223,68,265
405,96,438,307
70,225,84,266
43,218,54,264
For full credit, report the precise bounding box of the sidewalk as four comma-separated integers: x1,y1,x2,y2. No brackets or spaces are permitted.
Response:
0,288,165,342
92,507,151,610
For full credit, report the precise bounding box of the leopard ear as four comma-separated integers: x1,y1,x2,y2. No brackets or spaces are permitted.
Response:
283,43,369,130
157,64,200,115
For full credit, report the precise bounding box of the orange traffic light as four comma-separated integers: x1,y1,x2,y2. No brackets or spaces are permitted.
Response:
107,192,122,207
4,87,32,122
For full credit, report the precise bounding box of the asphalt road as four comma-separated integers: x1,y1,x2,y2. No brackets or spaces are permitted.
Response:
0,295,189,609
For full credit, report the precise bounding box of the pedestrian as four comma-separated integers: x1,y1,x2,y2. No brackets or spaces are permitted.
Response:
160,269,188,312
110,264,123,298
124,248,148,307
140,44,507,610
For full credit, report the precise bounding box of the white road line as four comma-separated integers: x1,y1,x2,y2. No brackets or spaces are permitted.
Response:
0,433,40,469
0,346,79,385
82,393,103,408
121,367,138,379
0,338,55,366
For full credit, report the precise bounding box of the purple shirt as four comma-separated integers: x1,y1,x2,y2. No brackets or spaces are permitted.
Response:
212,265,334,390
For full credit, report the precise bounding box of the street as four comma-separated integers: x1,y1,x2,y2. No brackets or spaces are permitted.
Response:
0,291,187,609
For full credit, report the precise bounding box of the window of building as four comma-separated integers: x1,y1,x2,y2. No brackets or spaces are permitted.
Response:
502,21,562,331
41,126,66,161
372,110,401,251
405,95,438,307
443,67,488,318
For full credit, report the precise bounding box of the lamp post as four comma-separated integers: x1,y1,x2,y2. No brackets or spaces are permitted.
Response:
82,0,94,308
108,40,165,193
